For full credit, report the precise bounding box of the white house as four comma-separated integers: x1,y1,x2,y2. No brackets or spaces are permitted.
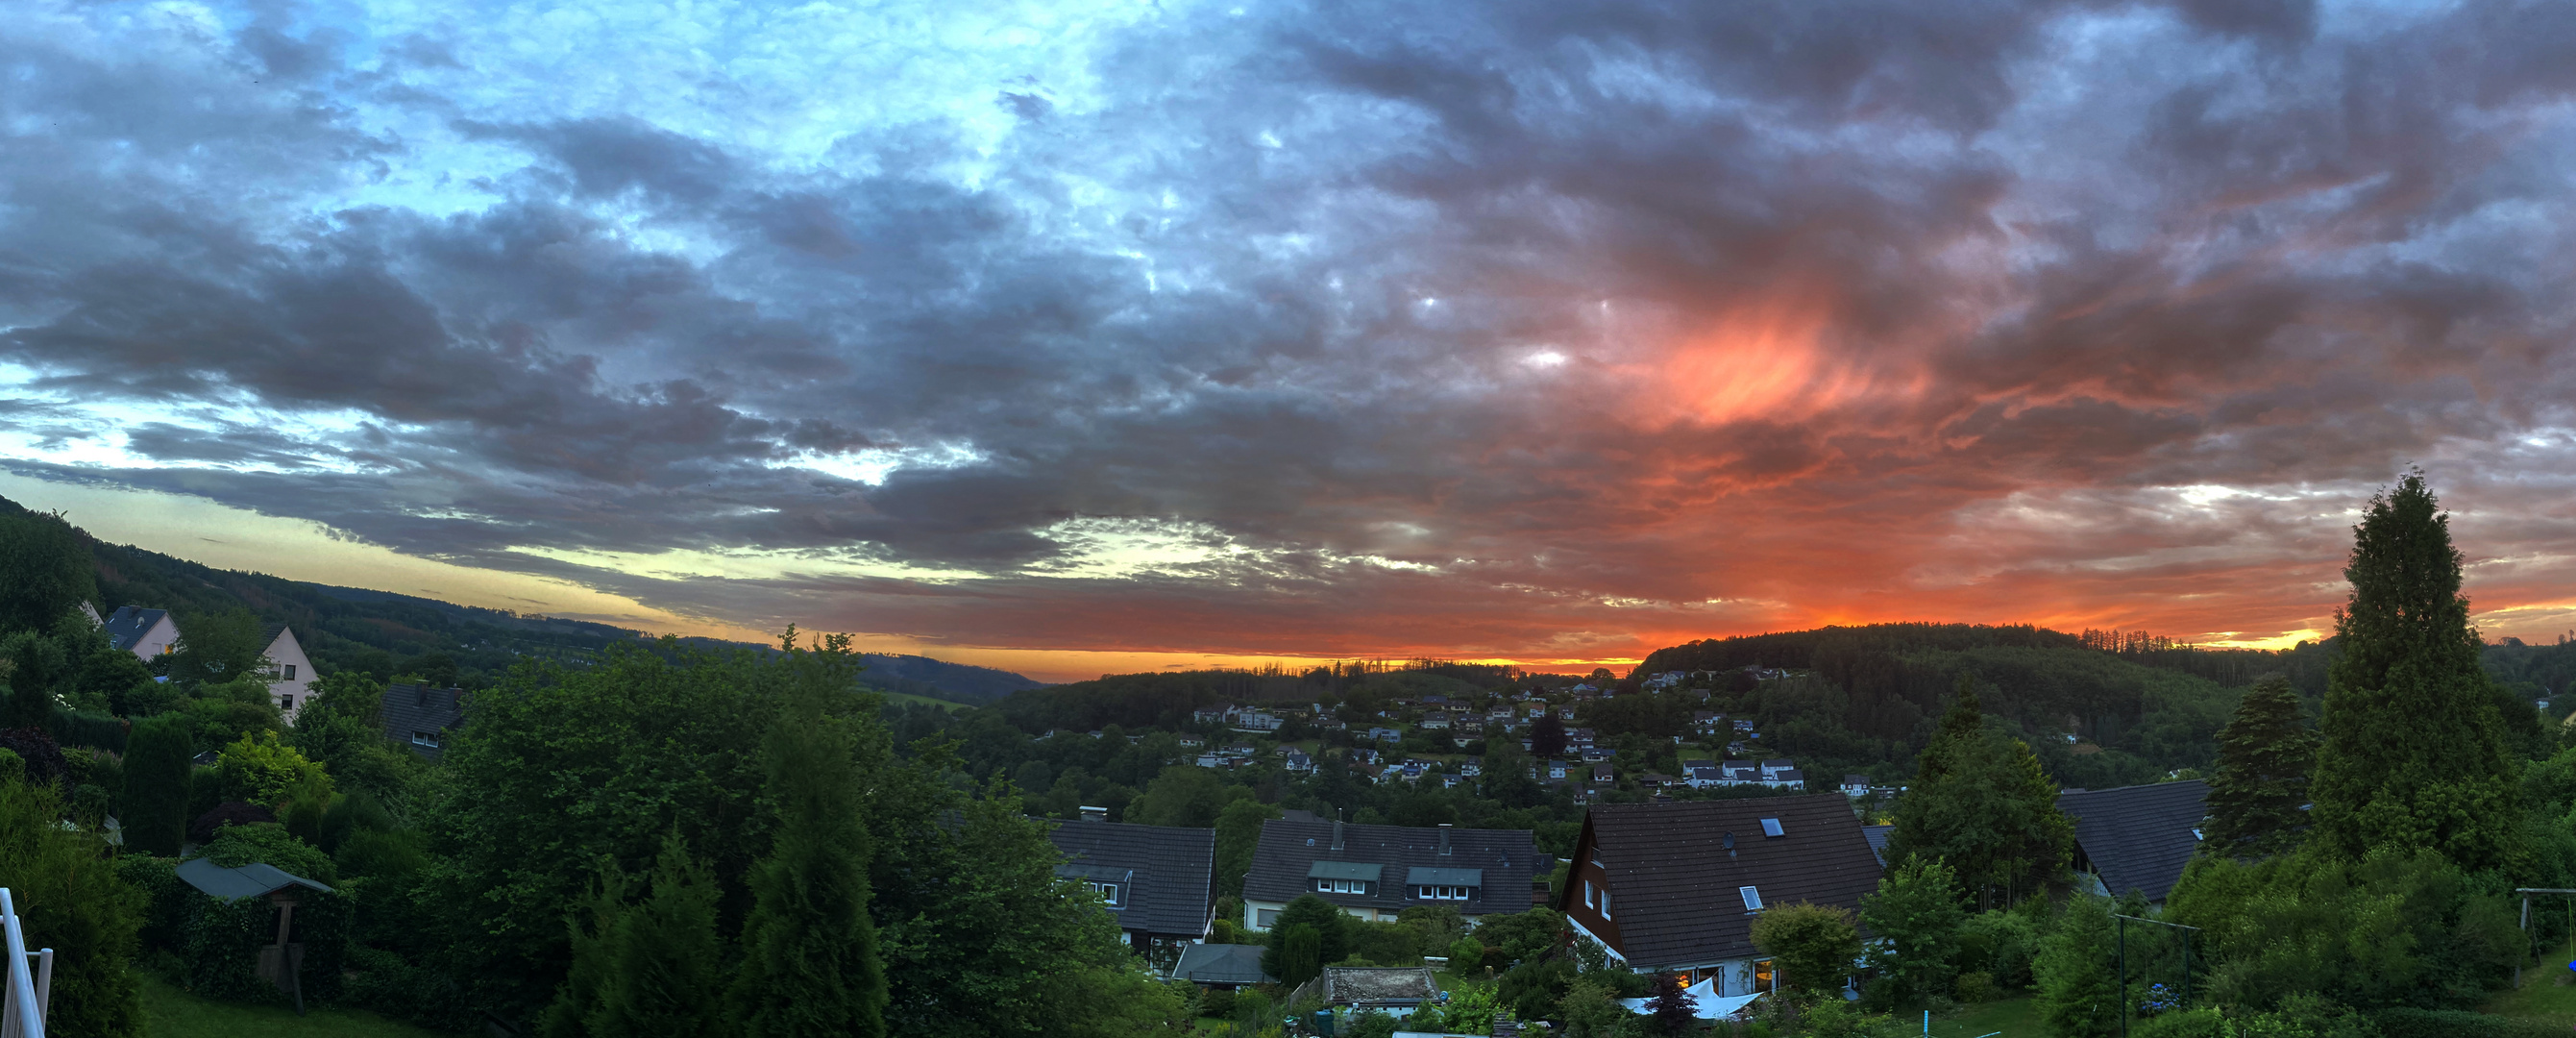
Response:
262,624,315,724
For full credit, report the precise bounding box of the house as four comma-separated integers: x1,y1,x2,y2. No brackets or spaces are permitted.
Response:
1840,775,1872,798
102,606,182,661
1558,794,1883,996
1693,711,1724,735
1592,764,1614,785
1223,744,1257,757
1195,753,1225,768
1419,712,1452,730
1171,943,1273,989
2057,780,2209,903
1459,757,1483,777
1861,824,1894,866
1048,816,1217,975
1367,727,1402,743
380,683,467,760
260,624,315,724
1284,750,1315,774
1241,819,1543,930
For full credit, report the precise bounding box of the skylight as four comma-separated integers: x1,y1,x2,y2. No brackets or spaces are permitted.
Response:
1740,885,1762,911
1759,818,1784,837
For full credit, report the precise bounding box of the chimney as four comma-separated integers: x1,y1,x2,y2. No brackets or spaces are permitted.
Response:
1438,823,1452,856
1332,819,1345,853
1079,805,1108,822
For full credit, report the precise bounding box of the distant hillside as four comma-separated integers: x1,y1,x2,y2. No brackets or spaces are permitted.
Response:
4,492,1041,700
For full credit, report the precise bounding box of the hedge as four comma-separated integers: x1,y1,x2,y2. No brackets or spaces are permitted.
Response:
47,706,127,754
2373,1007,2567,1038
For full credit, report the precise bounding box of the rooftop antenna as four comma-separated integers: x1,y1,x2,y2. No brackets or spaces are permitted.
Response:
1724,832,1736,858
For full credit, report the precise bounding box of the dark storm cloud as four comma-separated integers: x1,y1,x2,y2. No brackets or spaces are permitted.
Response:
2,0,2573,659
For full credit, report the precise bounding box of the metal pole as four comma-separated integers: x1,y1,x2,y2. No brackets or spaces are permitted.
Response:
2119,915,2128,1038
2182,927,2191,1007
2522,895,2533,988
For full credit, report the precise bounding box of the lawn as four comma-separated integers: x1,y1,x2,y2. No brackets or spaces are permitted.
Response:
1927,996,2043,1037
2488,947,2576,1025
138,973,457,1038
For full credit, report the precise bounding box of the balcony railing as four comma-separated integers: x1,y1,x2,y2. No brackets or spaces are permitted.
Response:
2,888,49,1038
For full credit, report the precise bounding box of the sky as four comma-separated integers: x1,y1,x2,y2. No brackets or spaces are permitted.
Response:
3,0,2573,683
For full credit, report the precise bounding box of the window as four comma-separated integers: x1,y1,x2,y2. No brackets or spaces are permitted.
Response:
1256,908,1281,928
1090,881,1120,905
1314,878,1370,895
1414,885,1473,901
412,730,440,748
1754,959,1776,992
282,664,297,680
1759,818,1784,837
1583,879,1597,908
1739,885,1762,911
279,695,294,712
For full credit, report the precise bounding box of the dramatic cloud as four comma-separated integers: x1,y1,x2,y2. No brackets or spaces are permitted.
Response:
4,0,2574,677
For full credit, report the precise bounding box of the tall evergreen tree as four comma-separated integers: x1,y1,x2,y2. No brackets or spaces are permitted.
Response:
584,833,727,1038
2034,897,2122,1038
2200,675,2316,858
119,714,193,857
1885,680,2072,906
2310,473,2522,872
729,636,888,1038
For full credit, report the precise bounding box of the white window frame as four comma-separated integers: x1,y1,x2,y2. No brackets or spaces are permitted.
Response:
1414,885,1474,902
1740,885,1763,911
1091,881,1120,905
1583,879,1596,908
412,730,440,748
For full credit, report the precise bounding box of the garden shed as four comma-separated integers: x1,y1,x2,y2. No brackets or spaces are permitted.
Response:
174,857,334,1001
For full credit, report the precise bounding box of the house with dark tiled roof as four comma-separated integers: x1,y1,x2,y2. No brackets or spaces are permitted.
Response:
1558,794,1882,997
2056,780,2208,903
102,606,181,661
1048,816,1217,975
1241,819,1542,931
380,683,467,760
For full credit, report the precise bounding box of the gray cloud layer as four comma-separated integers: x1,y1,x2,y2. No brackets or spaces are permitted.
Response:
3,0,2572,658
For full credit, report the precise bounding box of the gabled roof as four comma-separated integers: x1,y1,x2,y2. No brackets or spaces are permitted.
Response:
175,858,332,902
1566,794,1882,969
380,683,467,760
1861,824,1893,866
1244,820,1541,917
1046,820,1216,938
2056,779,2208,902
101,606,171,652
1173,943,1272,986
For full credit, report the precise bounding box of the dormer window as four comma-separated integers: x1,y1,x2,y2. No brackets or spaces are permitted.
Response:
1315,877,1372,895
1090,881,1120,905
412,730,441,748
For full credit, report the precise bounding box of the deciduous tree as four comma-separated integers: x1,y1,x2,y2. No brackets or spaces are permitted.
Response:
2035,897,2121,1038
1750,902,1861,1001
1860,856,1966,1004
1886,682,2073,906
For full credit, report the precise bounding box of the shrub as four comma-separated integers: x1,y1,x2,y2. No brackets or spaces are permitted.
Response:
1953,971,1997,1003
2131,1008,2225,1038
0,726,68,786
188,801,277,844
2373,1007,2564,1038
213,730,330,807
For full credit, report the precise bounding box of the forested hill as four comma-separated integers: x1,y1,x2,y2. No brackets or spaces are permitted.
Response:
2,493,1041,701
1633,621,2567,787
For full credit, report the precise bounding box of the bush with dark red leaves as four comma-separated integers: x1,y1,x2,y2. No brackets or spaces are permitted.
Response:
188,801,278,844
0,727,69,786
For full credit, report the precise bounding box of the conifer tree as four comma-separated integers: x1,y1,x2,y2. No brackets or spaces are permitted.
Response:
584,833,726,1038
1263,895,1349,983
1530,711,1568,758
2200,675,2315,858
2310,472,2521,872
2034,897,2121,1038
728,637,888,1038
119,714,193,857
1886,679,2072,906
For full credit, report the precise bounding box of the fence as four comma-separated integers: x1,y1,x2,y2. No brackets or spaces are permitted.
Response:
2,888,50,1038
